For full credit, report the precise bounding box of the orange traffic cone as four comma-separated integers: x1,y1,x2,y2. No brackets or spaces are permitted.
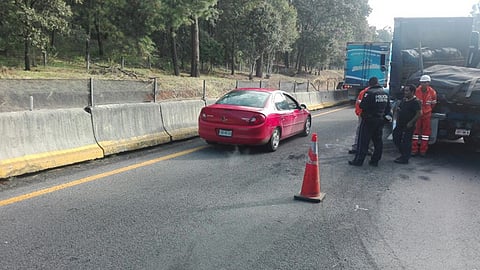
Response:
294,133,326,203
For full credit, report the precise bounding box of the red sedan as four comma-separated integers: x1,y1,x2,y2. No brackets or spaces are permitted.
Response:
198,88,311,151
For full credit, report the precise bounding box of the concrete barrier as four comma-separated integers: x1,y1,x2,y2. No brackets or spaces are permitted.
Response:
291,92,309,106
307,92,324,110
0,109,103,178
0,79,90,112
0,91,349,179
294,91,327,110
90,103,170,156
160,100,205,141
205,98,217,106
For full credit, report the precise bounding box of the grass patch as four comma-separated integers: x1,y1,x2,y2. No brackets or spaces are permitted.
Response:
0,56,343,98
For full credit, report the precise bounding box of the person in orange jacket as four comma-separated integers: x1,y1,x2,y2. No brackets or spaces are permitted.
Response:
412,74,437,156
349,78,376,154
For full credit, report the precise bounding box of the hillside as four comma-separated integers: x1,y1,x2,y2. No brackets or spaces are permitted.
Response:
0,61,344,99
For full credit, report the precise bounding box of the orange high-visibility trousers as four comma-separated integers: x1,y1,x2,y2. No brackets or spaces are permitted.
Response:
412,114,432,154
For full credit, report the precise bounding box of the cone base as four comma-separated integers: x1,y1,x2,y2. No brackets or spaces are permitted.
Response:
294,193,326,203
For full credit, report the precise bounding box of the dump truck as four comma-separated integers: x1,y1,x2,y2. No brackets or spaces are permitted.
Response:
389,17,480,149
341,42,391,101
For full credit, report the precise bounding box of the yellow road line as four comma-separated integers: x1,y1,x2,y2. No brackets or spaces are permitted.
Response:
0,145,208,207
312,106,348,118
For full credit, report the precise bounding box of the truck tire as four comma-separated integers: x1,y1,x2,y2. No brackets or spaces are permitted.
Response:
463,136,480,151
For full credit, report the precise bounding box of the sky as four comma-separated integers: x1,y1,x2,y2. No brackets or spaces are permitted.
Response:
368,0,479,29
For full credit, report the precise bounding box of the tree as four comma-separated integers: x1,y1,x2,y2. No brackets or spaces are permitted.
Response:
68,0,162,67
3,0,72,70
216,0,254,75
376,27,393,43
292,0,371,71
265,0,298,76
158,0,217,77
185,0,218,77
235,0,297,78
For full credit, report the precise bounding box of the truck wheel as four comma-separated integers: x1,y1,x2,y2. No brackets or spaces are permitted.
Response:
463,136,480,151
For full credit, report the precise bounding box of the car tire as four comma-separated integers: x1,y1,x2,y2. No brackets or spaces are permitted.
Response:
266,128,281,152
301,116,311,137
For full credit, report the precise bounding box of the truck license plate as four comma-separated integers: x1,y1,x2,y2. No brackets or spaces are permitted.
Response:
218,129,232,137
455,129,471,136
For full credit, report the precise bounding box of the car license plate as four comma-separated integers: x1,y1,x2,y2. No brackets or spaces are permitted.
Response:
218,129,232,137
455,129,471,136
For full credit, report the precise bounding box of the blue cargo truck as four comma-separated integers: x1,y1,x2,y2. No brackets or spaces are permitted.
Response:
342,42,391,101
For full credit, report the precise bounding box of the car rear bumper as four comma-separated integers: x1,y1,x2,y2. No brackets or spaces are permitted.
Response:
198,121,272,145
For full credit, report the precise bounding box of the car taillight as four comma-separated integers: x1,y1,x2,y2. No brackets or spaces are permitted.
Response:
200,109,212,120
248,114,266,125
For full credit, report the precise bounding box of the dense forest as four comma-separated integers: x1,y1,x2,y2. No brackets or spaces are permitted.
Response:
0,0,478,78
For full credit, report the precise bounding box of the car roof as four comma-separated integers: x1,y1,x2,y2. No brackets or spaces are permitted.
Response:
235,87,278,93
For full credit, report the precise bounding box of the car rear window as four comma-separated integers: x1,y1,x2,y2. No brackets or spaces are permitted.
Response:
216,90,269,108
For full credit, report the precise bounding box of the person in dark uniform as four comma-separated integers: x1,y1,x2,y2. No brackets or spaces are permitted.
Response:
348,77,391,167
393,84,422,164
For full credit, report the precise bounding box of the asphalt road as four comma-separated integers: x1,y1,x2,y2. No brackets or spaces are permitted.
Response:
1,105,479,269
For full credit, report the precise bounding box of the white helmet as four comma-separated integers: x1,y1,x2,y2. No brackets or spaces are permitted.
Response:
419,75,431,82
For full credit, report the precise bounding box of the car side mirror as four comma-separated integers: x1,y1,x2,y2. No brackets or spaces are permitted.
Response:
300,104,307,110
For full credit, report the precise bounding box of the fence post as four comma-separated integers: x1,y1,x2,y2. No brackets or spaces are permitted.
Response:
203,80,206,100
260,80,263,88
236,80,238,89
293,81,297,93
29,96,33,111
89,77,94,107
42,51,47,67
153,77,158,103
307,80,310,92
121,56,125,69
86,53,90,72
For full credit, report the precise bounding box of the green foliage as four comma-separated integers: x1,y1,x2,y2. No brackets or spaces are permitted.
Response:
1,0,72,69
200,29,223,67
292,0,371,70
0,0,380,74
376,27,393,42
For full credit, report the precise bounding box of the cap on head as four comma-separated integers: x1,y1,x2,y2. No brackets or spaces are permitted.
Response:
419,75,431,82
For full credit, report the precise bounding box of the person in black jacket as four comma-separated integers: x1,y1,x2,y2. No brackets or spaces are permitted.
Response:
393,84,422,164
348,77,391,167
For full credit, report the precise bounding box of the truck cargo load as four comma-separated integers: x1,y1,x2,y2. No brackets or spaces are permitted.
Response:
406,65,480,147
407,65,480,109
389,17,480,150
389,17,478,99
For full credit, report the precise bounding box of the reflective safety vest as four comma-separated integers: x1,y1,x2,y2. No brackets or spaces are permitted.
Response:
415,86,437,115
355,87,369,116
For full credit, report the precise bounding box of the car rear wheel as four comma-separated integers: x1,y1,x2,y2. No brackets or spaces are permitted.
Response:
301,117,311,137
266,128,281,152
